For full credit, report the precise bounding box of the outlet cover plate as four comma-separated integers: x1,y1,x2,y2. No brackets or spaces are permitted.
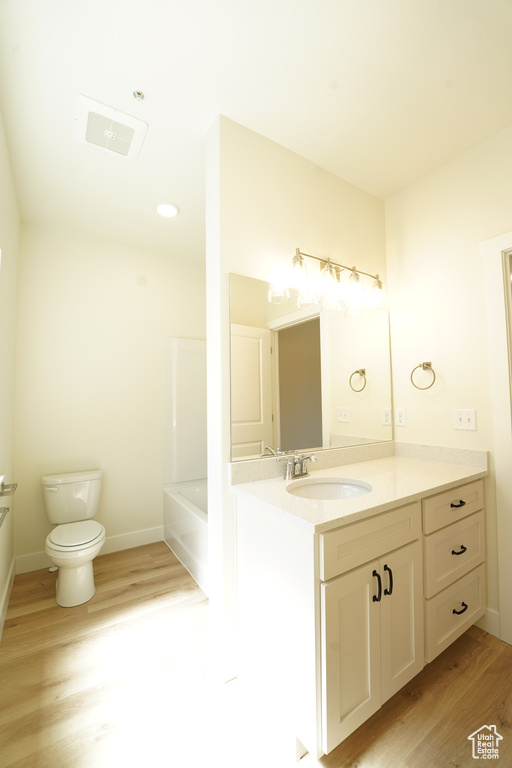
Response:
338,407,350,423
395,408,406,427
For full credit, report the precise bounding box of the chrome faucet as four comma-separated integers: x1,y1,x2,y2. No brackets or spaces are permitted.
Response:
261,445,278,456
278,452,317,480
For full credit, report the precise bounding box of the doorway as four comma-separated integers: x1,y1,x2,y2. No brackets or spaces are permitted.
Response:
276,317,322,452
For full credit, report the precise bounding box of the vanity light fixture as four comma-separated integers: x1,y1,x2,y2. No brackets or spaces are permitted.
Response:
156,202,180,218
268,248,386,311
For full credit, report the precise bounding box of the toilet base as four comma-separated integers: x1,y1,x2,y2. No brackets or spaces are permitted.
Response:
55,561,96,607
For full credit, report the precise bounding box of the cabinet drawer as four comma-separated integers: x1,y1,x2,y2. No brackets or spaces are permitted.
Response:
423,510,485,598
422,480,484,534
424,564,486,662
319,502,421,581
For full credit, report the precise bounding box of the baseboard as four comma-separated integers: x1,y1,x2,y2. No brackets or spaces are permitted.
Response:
101,526,164,555
476,607,500,639
0,558,15,641
15,525,165,575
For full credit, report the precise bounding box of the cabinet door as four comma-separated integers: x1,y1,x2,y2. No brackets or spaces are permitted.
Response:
321,561,381,754
380,540,424,702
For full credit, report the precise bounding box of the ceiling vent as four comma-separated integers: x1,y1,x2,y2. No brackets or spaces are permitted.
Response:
74,95,148,161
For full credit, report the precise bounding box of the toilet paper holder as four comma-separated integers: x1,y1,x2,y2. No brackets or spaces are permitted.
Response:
0,476,18,496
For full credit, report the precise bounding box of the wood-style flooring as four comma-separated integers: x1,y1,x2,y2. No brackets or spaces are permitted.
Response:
1,542,511,767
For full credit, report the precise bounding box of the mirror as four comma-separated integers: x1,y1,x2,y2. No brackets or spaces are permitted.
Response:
230,273,393,461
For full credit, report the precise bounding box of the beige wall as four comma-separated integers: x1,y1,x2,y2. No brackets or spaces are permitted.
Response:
13,224,205,568
206,116,386,677
385,126,512,626
0,106,20,630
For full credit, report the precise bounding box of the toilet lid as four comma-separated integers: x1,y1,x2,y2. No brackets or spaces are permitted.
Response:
48,520,104,548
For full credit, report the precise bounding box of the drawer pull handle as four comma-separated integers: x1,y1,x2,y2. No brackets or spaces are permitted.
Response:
383,564,393,596
450,500,466,509
453,602,468,616
452,544,468,556
372,569,382,602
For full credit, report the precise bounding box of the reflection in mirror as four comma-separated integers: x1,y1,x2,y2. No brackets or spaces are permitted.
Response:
229,274,393,461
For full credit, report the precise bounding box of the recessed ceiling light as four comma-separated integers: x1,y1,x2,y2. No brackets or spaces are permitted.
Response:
133,90,145,102
157,203,180,218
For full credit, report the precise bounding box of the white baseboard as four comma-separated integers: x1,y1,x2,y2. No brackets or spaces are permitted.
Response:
476,607,501,639
0,558,15,641
15,525,165,575
101,525,164,555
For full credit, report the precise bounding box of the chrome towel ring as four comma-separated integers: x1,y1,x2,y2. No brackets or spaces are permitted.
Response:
349,368,367,392
411,362,436,390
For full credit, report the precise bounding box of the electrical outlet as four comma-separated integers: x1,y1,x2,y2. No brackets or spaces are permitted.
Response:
338,407,350,423
382,407,392,426
453,409,477,431
395,408,406,427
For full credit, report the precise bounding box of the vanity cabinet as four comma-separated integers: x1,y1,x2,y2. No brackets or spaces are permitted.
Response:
321,539,423,752
319,503,423,753
422,480,486,662
234,473,487,762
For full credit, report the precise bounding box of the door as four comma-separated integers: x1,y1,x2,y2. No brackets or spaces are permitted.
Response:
230,323,273,459
380,540,424,702
321,561,381,753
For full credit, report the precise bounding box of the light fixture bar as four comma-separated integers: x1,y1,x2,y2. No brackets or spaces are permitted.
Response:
295,248,380,283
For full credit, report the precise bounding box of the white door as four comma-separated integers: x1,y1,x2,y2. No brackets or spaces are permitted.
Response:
230,324,273,459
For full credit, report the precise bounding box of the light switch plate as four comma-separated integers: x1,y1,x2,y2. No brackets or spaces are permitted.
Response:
453,409,477,430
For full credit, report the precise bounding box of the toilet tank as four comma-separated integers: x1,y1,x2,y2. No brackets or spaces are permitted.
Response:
41,469,103,524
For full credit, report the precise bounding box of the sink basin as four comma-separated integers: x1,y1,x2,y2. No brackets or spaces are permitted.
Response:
286,477,372,500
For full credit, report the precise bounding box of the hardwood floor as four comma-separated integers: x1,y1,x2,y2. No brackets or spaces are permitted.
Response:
1,543,512,767
0,543,213,768
306,623,512,768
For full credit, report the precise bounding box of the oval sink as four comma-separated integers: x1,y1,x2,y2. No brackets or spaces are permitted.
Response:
286,477,372,500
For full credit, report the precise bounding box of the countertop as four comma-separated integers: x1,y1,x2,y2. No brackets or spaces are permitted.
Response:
230,455,488,533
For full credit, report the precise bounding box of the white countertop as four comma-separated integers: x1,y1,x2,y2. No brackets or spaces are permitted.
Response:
230,455,488,533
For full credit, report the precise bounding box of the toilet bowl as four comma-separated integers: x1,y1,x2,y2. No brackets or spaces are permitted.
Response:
45,520,106,607
42,470,105,607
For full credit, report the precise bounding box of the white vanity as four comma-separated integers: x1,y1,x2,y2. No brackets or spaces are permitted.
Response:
230,449,487,762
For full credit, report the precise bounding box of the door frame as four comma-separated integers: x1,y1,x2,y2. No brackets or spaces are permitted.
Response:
482,231,512,644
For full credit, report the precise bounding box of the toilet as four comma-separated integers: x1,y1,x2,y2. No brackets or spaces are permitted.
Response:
42,469,105,607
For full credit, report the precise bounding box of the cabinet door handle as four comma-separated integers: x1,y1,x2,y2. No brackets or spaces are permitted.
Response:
451,544,468,556
452,602,468,616
372,569,382,602
383,564,393,596
450,500,466,509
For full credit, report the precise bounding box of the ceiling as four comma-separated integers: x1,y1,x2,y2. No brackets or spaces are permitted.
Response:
1,0,512,260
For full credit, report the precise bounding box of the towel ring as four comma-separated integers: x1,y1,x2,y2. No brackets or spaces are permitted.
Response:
411,362,436,390
349,368,366,392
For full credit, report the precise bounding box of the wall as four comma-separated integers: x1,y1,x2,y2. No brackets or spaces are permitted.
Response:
385,126,512,629
0,105,20,633
206,116,386,679
13,224,205,570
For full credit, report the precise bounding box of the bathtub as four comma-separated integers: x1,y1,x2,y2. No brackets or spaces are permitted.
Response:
163,479,208,595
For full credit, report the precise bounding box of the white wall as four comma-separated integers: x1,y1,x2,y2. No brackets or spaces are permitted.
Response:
0,105,20,632
13,224,205,569
385,126,512,629
206,116,386,679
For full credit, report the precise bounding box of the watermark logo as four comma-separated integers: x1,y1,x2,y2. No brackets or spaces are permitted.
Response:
468,725,503,759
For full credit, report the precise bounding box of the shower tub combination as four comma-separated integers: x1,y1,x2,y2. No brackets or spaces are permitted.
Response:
162,337,208,595
163,479,208,595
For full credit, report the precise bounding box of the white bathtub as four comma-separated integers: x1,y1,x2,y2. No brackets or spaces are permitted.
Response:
163,479,208,595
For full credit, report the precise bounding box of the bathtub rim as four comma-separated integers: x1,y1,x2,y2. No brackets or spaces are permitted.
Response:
163,478,208,521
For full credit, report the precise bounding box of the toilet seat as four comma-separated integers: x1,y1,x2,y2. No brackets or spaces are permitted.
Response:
47,520,104,551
